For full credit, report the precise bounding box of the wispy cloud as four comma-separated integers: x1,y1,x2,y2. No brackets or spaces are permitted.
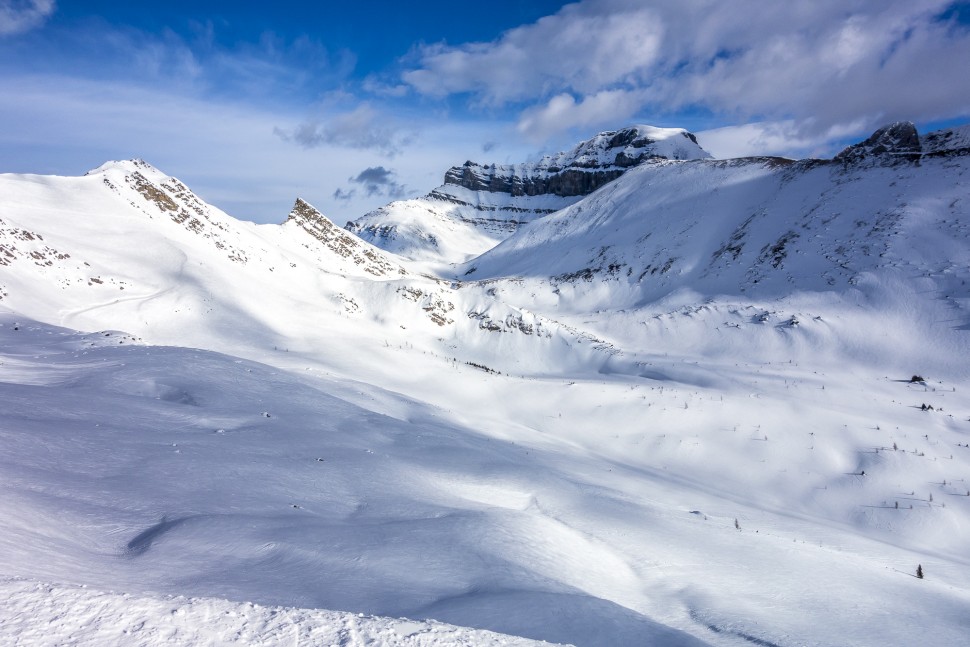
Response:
0,16,355,101
0,0,55,36
696,119,869,160
274,104,409,156
347,166,407,199
333,187,355,201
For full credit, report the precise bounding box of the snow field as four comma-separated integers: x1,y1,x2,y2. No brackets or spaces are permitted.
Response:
0,577,555,646
1,130,969,645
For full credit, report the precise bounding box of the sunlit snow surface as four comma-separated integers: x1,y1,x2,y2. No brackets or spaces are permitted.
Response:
1,129,970,645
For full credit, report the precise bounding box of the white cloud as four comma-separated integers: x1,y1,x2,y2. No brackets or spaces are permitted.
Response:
402,0,970,144
403,2,663,105
696,120,869,160
516,89,645,142
0,0,55,36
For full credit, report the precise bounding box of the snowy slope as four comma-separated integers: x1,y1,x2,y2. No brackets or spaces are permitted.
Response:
457,124,970,371
1,123,970,647
0,578,555,647
345,126,710,264
462,123,969,300
4,310,970,647
0,159,630,380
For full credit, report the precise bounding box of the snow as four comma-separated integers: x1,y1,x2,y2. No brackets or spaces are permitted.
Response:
537,124,711,168
922,124,970,154
1,122,969,646
346,125,711,265
0,577,553,646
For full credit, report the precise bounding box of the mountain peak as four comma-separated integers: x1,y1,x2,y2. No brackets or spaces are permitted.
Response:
85,158,167,178
834,121,921,165
347,124,713,264
543,124,711,169
442,124,710,200
285,197,406,278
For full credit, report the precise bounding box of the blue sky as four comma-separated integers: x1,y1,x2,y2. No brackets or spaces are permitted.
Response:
2,1,969,224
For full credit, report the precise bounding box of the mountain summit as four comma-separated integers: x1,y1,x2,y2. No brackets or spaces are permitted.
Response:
345,125,710,264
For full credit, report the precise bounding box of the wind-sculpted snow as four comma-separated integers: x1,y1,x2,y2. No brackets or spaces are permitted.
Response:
1,122,970,646
0,578,557,646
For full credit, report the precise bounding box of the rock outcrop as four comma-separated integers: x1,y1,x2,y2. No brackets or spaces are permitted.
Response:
834,122,921,166
921,124,970,157
286,198,405,277
442,125,710,198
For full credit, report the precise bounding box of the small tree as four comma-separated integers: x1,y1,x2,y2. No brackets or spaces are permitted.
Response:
917,564,924,579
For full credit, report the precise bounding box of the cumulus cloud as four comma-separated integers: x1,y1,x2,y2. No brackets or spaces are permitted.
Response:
516,89,646,142
0,0,55,36
275,104,407,156
402,0,970,146
403,2,662,104
347,166,406,199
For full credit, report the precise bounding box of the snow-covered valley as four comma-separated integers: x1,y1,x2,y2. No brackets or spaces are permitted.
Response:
1,123,969,646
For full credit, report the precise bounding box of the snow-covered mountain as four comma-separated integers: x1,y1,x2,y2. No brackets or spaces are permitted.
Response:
462,122,970,304
345,125,710,264
2,122,970,647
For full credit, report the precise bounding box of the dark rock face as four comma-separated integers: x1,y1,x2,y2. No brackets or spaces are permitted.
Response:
443,164,628,198
442,126,706,198
835,122,922,166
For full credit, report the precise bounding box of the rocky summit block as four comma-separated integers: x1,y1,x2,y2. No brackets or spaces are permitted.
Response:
834,121,922,166
442,125,710,199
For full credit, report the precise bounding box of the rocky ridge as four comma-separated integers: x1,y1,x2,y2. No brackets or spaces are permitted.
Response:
345,125,711,264
284,198,405,278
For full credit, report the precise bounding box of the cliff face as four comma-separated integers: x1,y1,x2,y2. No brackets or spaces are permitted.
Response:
442,125,710,198
443,163,626,198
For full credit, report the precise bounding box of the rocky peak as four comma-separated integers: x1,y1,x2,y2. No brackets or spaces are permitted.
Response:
834,122,921,166
443,125,710,198
286,198,405,277
286,198,326,225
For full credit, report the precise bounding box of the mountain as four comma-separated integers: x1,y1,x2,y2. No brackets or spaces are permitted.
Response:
462,122,970,305
1,123,970,647
345,125,710,264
